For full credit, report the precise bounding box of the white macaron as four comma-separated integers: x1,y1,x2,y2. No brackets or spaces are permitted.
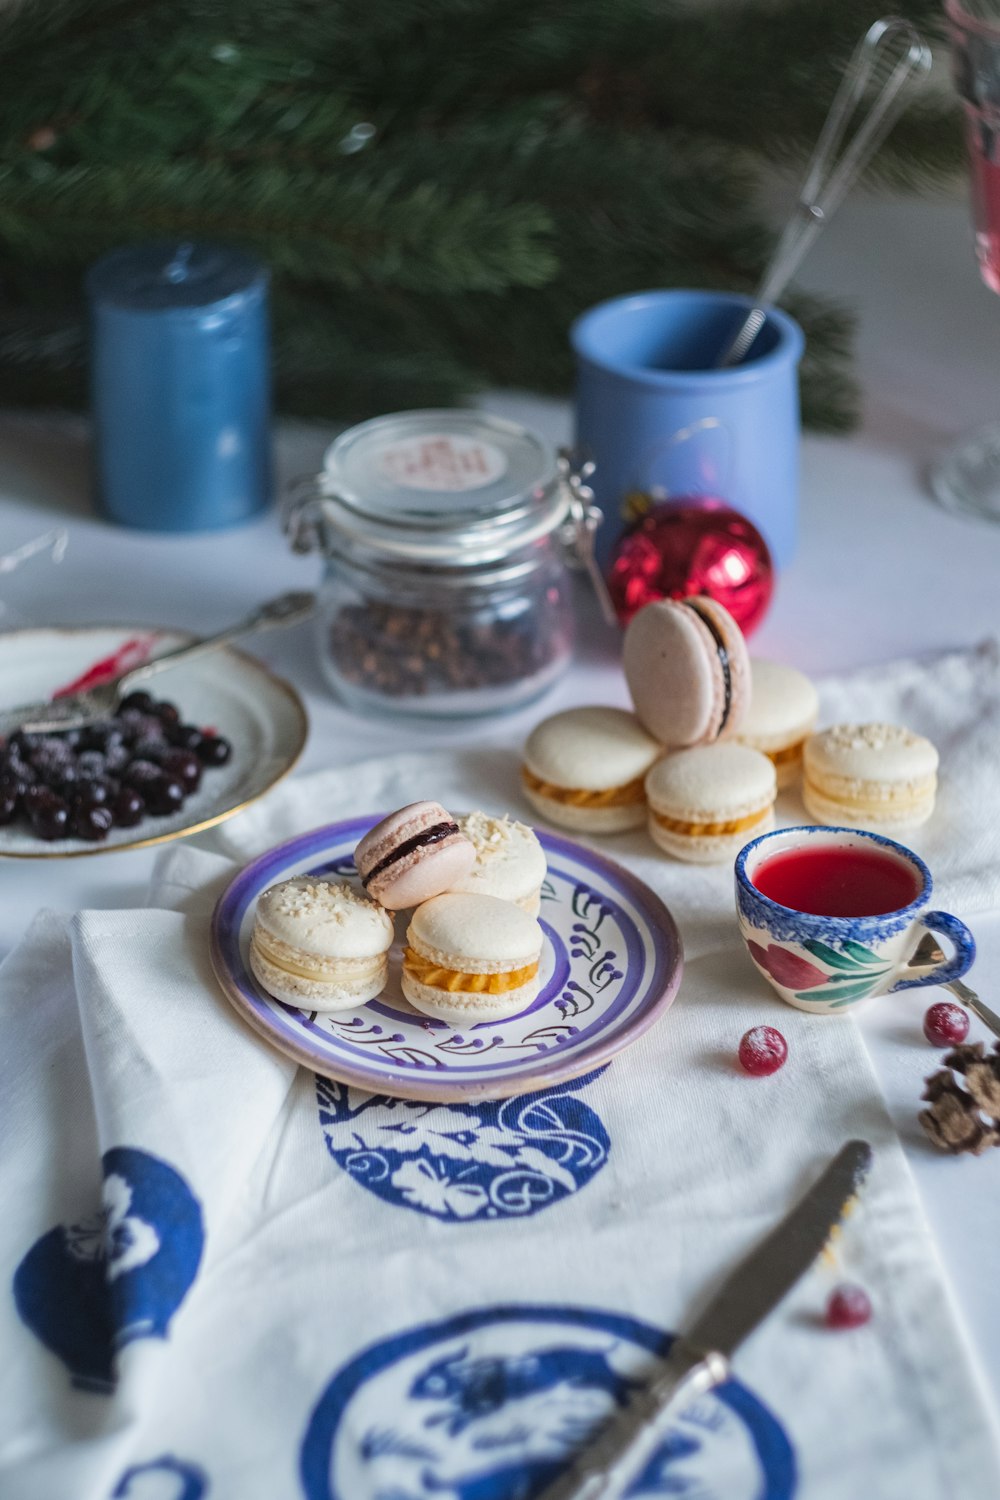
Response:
402,892,544,1026
802,722,939,830
249,877,394,1012
450,811,548,915
522,705,662,832
737,659,819,788
646,742,777,863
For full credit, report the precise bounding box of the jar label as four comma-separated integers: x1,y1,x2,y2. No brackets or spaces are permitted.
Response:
378,434,507,492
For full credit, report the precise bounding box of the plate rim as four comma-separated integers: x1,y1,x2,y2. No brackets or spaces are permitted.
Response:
0,623,309,859
209,817,684,1101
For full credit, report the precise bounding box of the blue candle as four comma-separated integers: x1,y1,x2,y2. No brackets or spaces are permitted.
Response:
87,241,271,531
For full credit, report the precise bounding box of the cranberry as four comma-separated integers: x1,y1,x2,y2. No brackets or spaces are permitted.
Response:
119,690,155,713
198,733,232,767
738,1025,788,1076
161,748,202,792
112,786,146,827
923,1001,970,1048
825,1284,872,1330
145,773,185,816
71,803,114,841
26,788,70,840
168,723,204,753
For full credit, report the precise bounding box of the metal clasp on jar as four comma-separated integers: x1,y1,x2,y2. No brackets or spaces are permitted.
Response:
557,449,617,626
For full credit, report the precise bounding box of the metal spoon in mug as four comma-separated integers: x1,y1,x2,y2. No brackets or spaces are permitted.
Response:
0,591,315,737
908,933,1000,1040
716,17,931,369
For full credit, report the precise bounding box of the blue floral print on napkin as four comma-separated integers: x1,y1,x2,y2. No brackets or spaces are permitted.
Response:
317,1067,610,1222
13,1146,204,1393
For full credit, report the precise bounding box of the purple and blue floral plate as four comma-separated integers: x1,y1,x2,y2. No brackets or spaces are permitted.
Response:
210,816,682,1101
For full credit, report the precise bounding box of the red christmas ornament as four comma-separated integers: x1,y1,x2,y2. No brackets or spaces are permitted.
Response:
607,496,774,635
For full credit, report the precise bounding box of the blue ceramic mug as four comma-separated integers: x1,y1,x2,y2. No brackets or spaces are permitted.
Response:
735,826,976,1016
571,289,804,572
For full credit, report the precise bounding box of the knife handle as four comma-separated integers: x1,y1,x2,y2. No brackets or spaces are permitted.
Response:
538,1340,730,1500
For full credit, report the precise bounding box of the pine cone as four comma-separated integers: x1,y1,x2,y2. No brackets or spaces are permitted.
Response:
920,1042,1000,1156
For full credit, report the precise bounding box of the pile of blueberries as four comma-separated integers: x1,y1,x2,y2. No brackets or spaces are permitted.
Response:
0,691,232,842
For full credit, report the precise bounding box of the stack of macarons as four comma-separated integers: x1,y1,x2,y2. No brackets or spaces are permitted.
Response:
519,595,940,861
248,800,548,1026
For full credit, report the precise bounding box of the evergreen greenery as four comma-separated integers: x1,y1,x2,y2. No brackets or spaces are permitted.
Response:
0,0,960,427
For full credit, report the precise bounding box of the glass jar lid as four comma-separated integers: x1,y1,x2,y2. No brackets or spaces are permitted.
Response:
311,410,565,565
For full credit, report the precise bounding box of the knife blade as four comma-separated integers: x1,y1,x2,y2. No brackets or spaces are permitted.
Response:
540,1138,874,1500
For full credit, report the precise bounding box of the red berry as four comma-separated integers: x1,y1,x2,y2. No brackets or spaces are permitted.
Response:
738,1024,787,1076
825,1284,872,1330
923,1001,969,1048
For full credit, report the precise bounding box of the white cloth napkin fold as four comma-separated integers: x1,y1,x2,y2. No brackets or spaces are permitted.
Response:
2,645,1000,1500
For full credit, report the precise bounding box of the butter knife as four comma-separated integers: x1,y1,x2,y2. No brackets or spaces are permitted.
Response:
540,1138,874,1500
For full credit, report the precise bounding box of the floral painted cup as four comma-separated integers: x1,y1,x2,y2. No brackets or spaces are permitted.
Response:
734,826,976,1015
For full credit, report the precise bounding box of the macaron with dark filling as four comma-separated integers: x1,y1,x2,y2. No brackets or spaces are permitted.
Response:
622,596,751,747
354,801,475,910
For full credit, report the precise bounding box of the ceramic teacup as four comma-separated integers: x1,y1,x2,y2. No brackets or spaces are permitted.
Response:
734,825,976,1015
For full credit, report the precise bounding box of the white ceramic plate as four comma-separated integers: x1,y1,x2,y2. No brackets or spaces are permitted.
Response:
0,626,307,857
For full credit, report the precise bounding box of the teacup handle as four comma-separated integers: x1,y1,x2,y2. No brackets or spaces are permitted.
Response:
889,911,976,993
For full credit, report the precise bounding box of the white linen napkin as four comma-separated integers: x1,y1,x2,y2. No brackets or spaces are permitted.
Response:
2,646,1000,1500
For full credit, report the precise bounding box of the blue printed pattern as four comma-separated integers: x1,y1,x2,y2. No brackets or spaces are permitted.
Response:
317,1069,610,1221
111,1456,208,1499
300,1306,796,1500
13,1147,204,1393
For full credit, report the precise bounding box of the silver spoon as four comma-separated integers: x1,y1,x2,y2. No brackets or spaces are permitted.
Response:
717,18,931,369
908,932,1000,1040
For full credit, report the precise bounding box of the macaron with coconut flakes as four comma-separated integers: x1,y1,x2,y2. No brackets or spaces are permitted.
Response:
355,801,475,910
646,742,776,863
522,705,662,832
803,722,939,830
623,596,751,747
737,658,819,788
402,892,544,1026
450,811,547,915
249,877,394,1011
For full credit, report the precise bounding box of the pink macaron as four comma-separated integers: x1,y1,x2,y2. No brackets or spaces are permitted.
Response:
354,801,476,910
622,596,751,748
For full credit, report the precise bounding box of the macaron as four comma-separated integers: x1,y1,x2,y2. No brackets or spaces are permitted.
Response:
521,706,662,832
802,723,939,830
622,596,751,747
402,892,544,1026
249,877,394,1012
737,658,819,788
645,742,777,863
450,811,548,915
355,801,475,910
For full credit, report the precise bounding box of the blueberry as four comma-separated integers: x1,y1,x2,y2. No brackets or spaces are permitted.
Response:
197,734,231,766
75,750,108,778
167,723,204,753
152,699,180,725
111,786,146,827
145,774,185,817
0,788,18,824
9,730,38,757
77,721,123,754
70,803,114,841
68,776,113,808
131,737,168,764
161,748,201,792
123,759,163,788
26,788,69,840
118,690,155,713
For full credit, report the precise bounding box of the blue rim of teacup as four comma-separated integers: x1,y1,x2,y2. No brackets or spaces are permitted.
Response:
734,824,933,932
570,288,806,390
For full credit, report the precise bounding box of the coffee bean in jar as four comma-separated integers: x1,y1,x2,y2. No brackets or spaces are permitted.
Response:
285,411,602,719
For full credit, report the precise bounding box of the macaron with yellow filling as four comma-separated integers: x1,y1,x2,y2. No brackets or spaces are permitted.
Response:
249,877,394,1011
522,706,662,832
737,659,819,788
803,722,938,830
646,742,776,863
402,893,544,1025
